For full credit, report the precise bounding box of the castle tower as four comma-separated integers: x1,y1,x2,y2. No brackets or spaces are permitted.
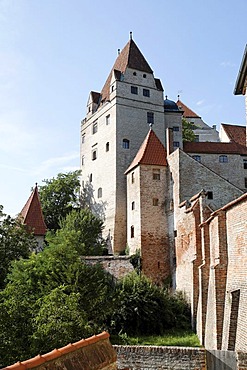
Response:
80,36,165,253
125,129,171,284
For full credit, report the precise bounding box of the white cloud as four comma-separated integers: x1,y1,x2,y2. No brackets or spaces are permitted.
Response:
220,61,236,68
34,152,80,176
196,99,205,106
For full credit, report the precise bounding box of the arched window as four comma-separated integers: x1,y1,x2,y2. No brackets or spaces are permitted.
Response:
106,142,109,152
98,187,102,198
131,201,135,210
123,139,130,149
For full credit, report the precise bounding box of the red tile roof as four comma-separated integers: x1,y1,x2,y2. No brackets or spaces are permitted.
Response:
176,99,201,118
125,129,167,174
184,141,247,155
3,332,116,370
221,123,246,146
101,39,153,102
20,185,46,236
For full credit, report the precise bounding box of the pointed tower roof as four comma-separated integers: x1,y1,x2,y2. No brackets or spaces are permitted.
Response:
20,184,46,235
125,129,167,174
176,99,201,119
101,38,153,102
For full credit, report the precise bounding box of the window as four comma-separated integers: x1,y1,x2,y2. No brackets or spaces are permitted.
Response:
153,169,160,180
106,142,109,152
244,159,247,169
147,112,154,124
89,174,92,182
82,134,85,143
81,156,84,166
131,86,138,94
92,149,97,160
123,139,130,149
219,155,228,163
143,89,150,97
143,74,146,78
207,191,213,199
111,85,114,92
194,135,199,142
173,141,180,148
131,201,135,210
106,114,110,125
245,178,247,189
153,198,159,206
173,126,179,132
192,155,201,162
92,121,98,134
131,172,135,183
131,225,134,238
133,72,137,76
98,187,102,198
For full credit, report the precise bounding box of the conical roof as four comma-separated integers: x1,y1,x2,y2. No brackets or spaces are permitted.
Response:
101,38,153,102
125,129,167,174
20,184,46,235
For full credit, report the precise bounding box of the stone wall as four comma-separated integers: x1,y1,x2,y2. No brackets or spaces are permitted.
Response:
83,256,134,280
114,345,206,370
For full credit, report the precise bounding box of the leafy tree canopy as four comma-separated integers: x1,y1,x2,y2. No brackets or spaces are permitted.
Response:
0,242,115,366
0,205,36,290
47,208,107,256
38,170,81,231
182,118,198,142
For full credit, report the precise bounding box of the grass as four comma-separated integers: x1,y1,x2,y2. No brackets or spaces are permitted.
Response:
111,329,201,347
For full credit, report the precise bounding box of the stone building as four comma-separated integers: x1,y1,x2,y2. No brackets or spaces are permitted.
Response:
81,36,247,348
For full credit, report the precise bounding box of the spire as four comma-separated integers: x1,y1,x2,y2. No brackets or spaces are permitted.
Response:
19,184,46,235
125,129,167,174
101,38,153,102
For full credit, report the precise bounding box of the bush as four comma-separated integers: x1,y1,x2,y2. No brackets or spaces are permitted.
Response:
110,272,191,336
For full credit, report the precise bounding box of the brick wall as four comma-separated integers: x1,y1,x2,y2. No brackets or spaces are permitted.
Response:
114,345,206,370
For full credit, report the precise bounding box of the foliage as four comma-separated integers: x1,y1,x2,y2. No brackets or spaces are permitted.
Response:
110,272,191,336
38,170,81,231
46,208,107,256
182,118,197,142
129,249,141,274
0,243,115,367
0,205,36,290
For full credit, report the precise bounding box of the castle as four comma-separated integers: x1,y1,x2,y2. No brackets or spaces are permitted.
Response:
80,36,247,351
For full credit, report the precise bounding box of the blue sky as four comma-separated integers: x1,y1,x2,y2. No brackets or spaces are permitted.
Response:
0,0,246,215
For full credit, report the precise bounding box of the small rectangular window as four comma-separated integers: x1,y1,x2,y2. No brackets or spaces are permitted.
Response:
131,172,135,183
245,178,247,189
143,89,150,97
194,135,199,142
131,201,135,210
153,198,159,206
131,226,134,238
123,139,130,149
219,155,228,163
192,155,201,162
82,134,85,143
92,149,97,161
92,122,98,134
81,156,84,166
173,141,180,147
147,112,154,124
106,114,110,125
131,86,138,94
207,191,213,199
243,159,247,169
153,169,160,180
172,126,179,132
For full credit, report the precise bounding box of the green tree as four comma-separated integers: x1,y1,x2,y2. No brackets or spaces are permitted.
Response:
182,118,197,142
38,170,81,231
0,205,36,290
0,242,115,367
47,208,107,255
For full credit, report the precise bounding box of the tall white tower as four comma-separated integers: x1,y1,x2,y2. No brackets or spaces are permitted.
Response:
80,36,165,253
